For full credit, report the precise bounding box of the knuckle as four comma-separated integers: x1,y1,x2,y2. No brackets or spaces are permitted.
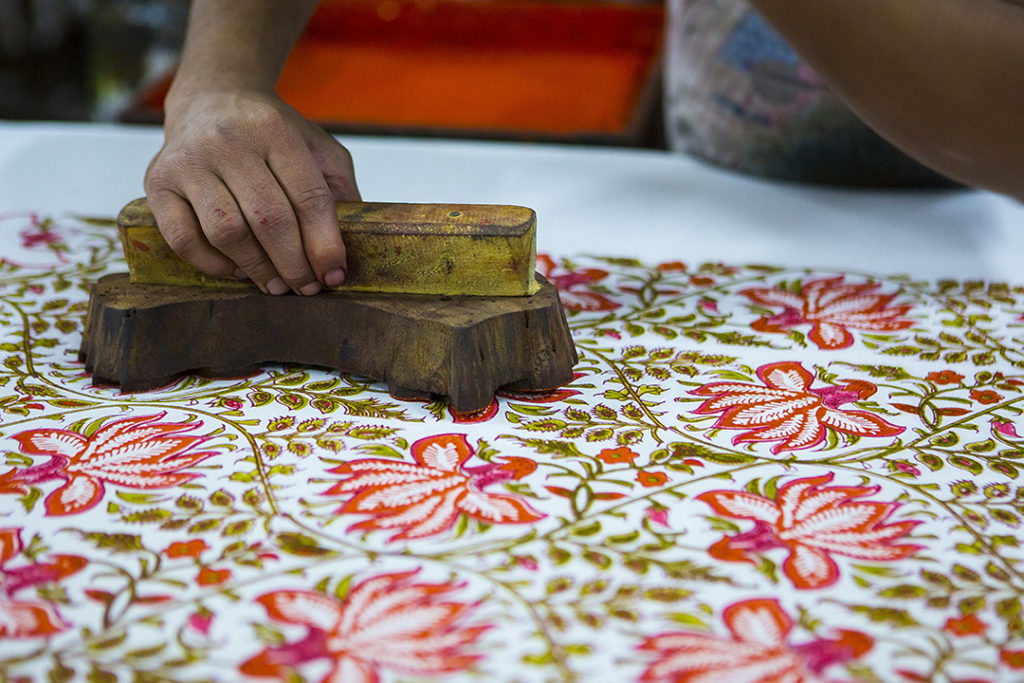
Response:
248,203,294,238
291,184,334,215
204,213,251,249
161,226,200,258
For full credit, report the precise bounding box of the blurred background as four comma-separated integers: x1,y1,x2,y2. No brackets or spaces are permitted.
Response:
0,0,665,146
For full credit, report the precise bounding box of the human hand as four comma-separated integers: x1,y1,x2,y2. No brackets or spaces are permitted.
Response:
144,89,359,295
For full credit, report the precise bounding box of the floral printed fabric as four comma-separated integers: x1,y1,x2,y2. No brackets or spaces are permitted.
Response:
1,212,1024,682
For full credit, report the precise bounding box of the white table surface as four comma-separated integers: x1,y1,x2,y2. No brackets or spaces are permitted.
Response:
0,120,1021,281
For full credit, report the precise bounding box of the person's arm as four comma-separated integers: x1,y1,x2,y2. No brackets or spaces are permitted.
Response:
145,0,359,296
748,0,1024,199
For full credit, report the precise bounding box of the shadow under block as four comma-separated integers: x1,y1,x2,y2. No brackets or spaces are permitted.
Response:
118,198,539,297
79,274,578,414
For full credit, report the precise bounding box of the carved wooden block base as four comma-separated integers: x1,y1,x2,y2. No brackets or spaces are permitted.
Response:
79,273,578,414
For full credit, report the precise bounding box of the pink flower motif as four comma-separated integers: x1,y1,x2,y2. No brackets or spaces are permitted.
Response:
324,434,545,541
698,473,924,589
516,556,539,571
0,528,86,638
698,298,719,314
0,413,217,516
741,275,913,350
893,461,921,476
240,570,489,681
645,506,670,527
188,611,214,636
992,420,1021,438
691,361,904,454
640,598,873,681
536,254,621,311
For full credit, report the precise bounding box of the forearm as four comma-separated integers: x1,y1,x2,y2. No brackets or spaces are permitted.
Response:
167,0,321,114
749,0,1024,198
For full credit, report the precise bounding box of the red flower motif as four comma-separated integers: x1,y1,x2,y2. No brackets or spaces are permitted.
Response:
691,361,904,454
536,254,620,311
640,597,872,681
698,473,924,589
1,413,217,516
165,539,208,559
741,275,913,349
636,470,669,488
325,434,545,541
927,370,964,385
970,389,1003,405
598,447,639,464
240,570,489,681
657,261,687,272
944,614,987,637
692,362,901,454
0,528,86,638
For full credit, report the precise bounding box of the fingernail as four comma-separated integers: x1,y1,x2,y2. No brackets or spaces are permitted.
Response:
266,278,289,295
324,268,346,287
300,281,322,296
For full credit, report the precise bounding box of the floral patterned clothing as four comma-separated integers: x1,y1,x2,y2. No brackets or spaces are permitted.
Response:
665,0,956,186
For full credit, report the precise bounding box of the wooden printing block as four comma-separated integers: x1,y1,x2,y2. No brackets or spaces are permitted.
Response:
79,200,577,414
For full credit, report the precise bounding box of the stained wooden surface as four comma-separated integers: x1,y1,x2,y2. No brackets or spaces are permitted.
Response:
79,274,578,414
119,198,539,296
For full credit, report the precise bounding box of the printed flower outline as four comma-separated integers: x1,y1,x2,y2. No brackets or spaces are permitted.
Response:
240,570,489,681
640,597,873,682
691,361,904,454
536,254,621,311
1,211,71,269
325,433,544,541
0,413,217,515
0,528,86,638
698,473,924,589
741,275,913,349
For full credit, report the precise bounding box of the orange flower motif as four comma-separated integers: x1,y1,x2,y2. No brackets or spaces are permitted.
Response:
698,473,923,589
240,570,489,681
165,539,208,559
636,470,668,488
0,413,216,516
1000,648,1024,669
970,389,1003,405
536,254,620,311
944,614,987,637
447,372,585,423
197,567,232,586
927,370,964,385
325,433,544,542
0,527,86,638
640,598,872,682
598,447,639,464
657,261,687,272
691,361,904,454
741,275,913,349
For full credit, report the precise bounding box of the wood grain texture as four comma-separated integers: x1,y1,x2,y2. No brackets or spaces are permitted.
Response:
119,198,539,296
79,273,577,414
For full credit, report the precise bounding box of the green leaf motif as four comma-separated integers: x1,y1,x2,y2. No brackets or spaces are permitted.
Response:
276,532,337,557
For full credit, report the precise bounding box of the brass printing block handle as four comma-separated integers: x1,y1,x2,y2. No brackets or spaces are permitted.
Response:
118,198,540,296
